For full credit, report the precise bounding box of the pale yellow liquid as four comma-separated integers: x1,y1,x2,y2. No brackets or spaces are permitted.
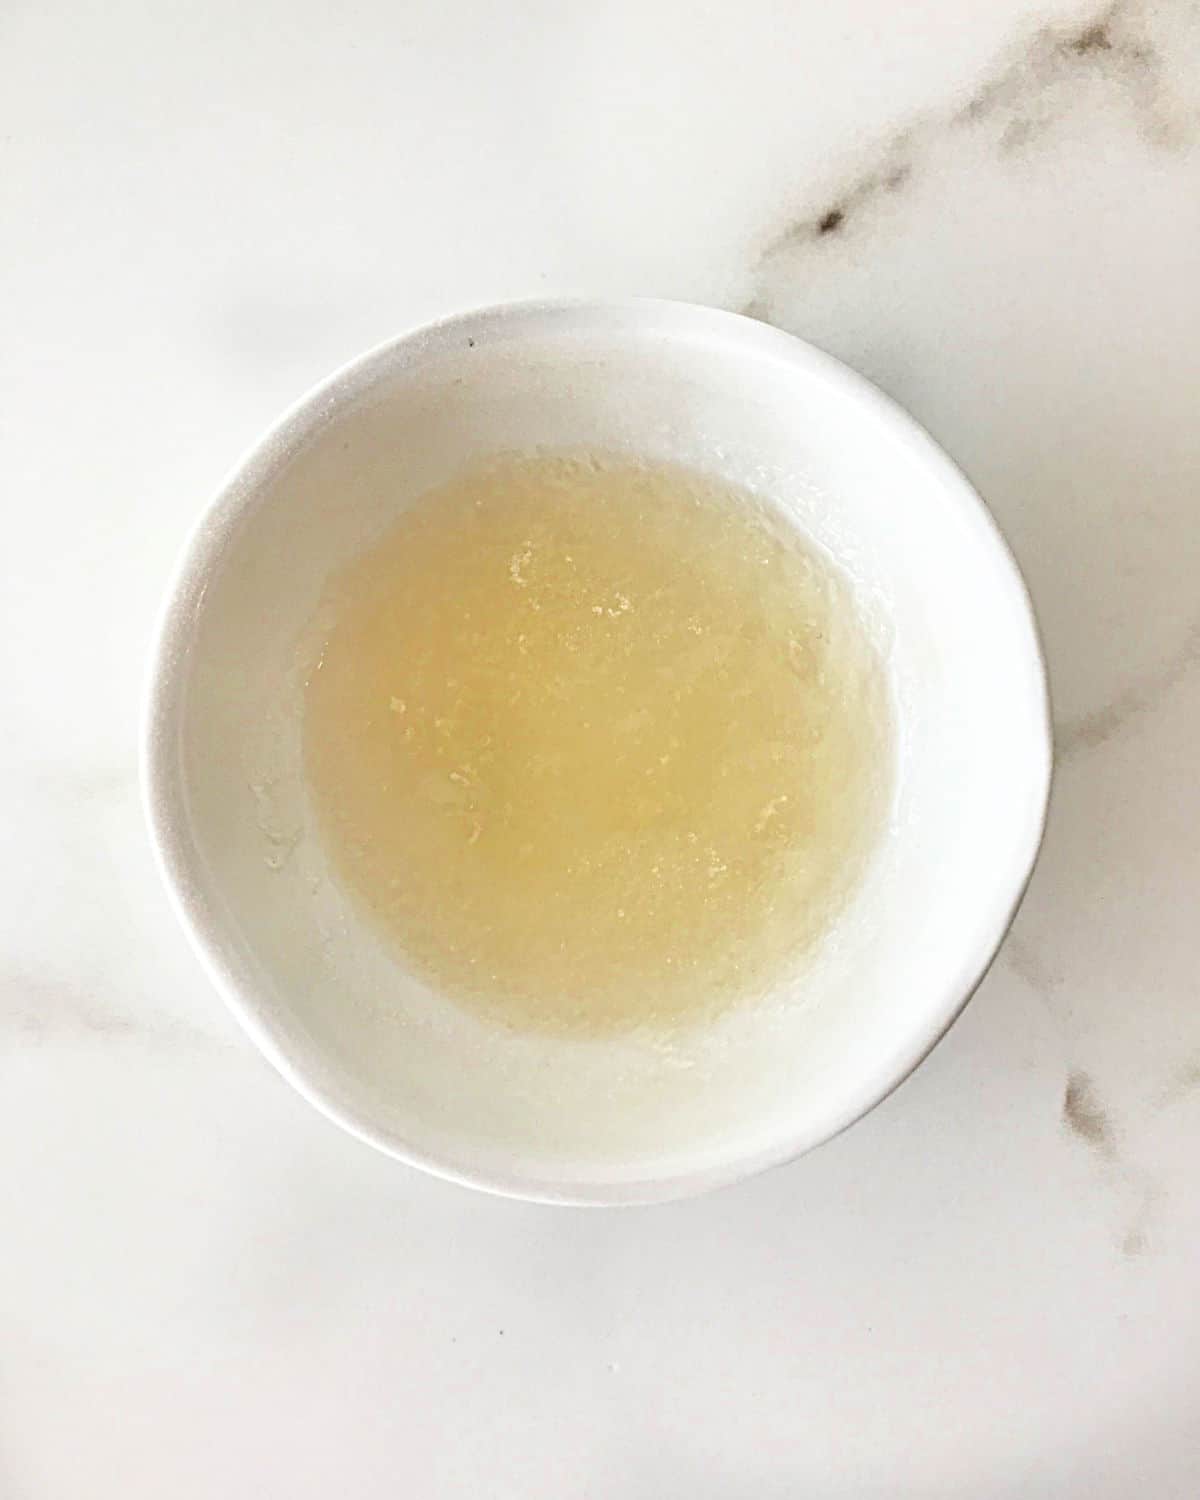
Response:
304,453,889,1036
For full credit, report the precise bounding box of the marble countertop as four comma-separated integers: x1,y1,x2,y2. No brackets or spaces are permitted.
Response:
3,0,1199,1493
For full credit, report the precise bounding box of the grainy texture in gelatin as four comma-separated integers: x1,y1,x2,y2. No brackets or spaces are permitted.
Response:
304,453,890,1035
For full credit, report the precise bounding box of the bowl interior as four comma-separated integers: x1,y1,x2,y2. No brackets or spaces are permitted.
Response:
149,301,1050,1202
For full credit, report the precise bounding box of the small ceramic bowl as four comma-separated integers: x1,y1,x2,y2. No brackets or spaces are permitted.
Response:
143,298,1051,1205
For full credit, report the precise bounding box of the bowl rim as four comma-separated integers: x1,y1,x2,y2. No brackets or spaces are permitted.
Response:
141,295,1054,1206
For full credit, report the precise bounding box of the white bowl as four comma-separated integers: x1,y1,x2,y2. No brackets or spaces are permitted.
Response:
143,298,1051,1205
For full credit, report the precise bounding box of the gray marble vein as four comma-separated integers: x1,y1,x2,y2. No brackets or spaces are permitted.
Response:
1057,610,1200,755
0,968,234,1051
744,0,1195,316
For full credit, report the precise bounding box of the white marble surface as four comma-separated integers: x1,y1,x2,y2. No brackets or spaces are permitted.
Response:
3,0,1200,1492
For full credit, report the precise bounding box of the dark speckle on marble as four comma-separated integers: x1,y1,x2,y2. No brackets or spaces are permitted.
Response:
1069,22,1114,55
751,141,917,275
738,297,772,323
1063,1071,1118,1158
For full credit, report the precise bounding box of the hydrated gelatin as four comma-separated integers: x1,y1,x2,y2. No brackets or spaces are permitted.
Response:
304,453,890,1036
